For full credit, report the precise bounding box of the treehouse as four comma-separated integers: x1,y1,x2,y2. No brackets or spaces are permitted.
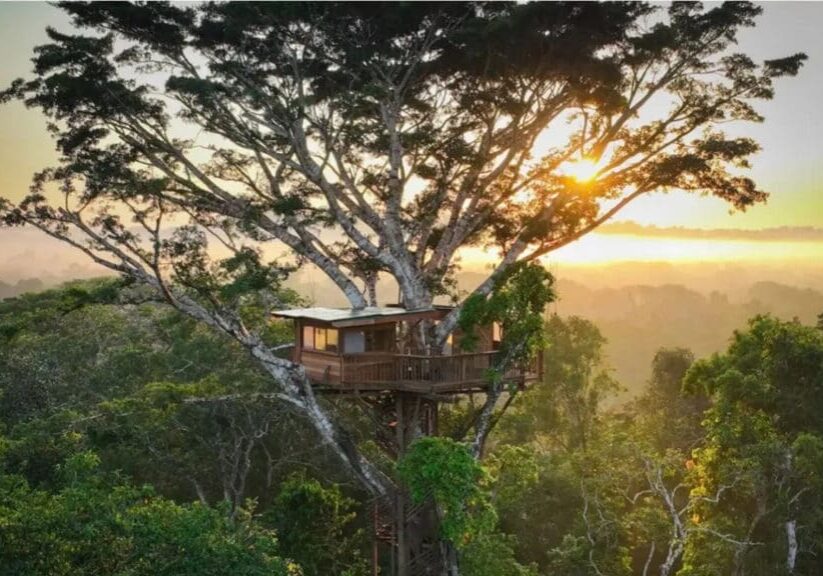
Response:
272,306,541,393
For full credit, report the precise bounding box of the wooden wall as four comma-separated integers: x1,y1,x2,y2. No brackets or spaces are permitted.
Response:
291,316,500,387
301,350,343,384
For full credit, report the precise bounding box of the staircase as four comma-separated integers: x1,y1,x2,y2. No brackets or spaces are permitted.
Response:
372,491,442,576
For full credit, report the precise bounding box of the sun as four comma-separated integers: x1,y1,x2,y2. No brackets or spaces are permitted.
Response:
562,158,601,182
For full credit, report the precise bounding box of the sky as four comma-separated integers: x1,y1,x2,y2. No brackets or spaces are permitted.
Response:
1,2,822,284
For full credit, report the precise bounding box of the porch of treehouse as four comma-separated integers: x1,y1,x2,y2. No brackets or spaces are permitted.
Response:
271,306,542,393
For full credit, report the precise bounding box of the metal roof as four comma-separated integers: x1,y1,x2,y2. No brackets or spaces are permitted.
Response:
271,306,451,327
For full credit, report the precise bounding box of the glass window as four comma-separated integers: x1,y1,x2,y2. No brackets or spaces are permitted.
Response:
303,326,339,353
326,328,339,352
303,325,315,349
345,330,365,354
315,328,327,351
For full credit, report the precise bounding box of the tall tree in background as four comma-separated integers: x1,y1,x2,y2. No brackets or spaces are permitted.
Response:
497,315,617,452
682,316,823,575
0,0,805,505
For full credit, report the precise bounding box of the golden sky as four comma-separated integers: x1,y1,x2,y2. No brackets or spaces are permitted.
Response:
1,2,822,277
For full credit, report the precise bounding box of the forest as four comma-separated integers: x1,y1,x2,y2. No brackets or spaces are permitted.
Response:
1,278,822,575
0,1,817,574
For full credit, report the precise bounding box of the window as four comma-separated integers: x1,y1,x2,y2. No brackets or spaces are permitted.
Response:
302,325,339,353
342,327,395,354
302,325,314,349
344,331,366,354
326,328,339,352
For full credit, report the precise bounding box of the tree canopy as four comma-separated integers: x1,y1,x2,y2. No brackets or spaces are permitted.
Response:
2,280,823,575
0,1,805,319
0,0,806,503
0,452,296,576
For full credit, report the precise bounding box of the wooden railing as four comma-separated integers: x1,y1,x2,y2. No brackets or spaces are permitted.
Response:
340,351,541,388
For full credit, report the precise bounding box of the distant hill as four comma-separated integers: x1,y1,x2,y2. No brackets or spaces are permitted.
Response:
0,278,44,299
553,279,823,396
747,281,823,322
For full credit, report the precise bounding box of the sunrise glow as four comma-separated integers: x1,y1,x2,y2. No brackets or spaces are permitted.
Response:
561,158,602,182
459,232,823,268
0,3,821,277
1,6,823,576
547,234,823,265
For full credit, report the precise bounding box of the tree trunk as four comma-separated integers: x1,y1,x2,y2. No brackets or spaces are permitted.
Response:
784,449,798,574
786,519,798,574
390,393,452,576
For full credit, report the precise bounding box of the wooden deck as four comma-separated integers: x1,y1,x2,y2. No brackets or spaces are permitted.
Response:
303,351,541,393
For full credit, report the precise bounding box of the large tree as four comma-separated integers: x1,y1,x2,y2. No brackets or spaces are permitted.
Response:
682,316,823,575
0,1,805,501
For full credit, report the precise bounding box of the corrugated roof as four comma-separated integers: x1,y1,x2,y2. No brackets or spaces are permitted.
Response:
271,306,451,326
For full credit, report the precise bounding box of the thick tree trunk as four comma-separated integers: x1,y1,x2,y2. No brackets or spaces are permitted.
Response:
244,339,392,497
391,393,451,576
366,274,378,307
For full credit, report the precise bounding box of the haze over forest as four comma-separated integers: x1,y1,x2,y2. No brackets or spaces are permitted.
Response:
4,2,823,575
4,226,823,396
147,260,823,396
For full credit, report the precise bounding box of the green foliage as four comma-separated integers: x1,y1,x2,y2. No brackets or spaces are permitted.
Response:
686,315,823,436
0,280,315,505
397,437,495,545
498,452,583,570
2,3,803,299
483,446,540,508
0,6,810,569
398,441,539,574
0,277,125,344
0,280,380,575
681,316,823,575
0,4,809,570
460,533,537,576
262,474,368,576
499,315,618,450
6,280,823,576
0,452,296,576
0,284,236,425
458,263,555,377
634,348,707,453
1,410,87,489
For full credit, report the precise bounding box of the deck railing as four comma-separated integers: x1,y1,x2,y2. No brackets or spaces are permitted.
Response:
340,351,540,388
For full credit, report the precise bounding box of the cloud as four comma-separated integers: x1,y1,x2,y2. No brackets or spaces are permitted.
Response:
597,221,823,243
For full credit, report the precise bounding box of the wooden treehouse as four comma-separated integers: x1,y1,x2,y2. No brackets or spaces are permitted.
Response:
272,304,543,576
272,305,542,394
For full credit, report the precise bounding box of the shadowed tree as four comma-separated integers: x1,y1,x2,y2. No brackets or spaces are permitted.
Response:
263,474,370,576
0,3,806,571
635,347,707,453
0,451,296,576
